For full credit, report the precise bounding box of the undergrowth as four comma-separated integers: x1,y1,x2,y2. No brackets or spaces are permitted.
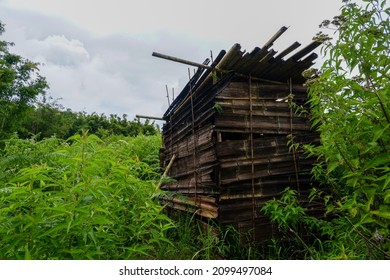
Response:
0,132,263,260
0,132,173,259
261,187,390,259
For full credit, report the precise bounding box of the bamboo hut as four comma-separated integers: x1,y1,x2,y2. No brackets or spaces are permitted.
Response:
156,27,323,243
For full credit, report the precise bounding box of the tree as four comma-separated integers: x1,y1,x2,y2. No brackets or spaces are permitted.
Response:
0,20,48,139
19,97,78,139
305,0,390,258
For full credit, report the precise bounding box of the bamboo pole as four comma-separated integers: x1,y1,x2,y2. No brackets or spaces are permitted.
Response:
274,41,301,60
136,114,165,121
289,41,322,61
156,154,176,189
263,26,288,49
152,52,213,70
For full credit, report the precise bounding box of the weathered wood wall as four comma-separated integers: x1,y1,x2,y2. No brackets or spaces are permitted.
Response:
158,31,323,243
161,78,321,243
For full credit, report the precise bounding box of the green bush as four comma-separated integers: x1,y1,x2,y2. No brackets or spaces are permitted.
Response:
0,133,173,259
261,0,390,260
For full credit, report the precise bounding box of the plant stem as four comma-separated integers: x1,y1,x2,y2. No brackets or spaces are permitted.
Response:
289,227,314,258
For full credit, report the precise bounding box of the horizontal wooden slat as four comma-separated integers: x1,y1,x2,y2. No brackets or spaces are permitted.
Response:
214,113,312,133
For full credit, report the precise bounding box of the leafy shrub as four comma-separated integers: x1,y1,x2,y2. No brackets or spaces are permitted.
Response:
261,0,390,260
0,132,173,259
306,0,390,258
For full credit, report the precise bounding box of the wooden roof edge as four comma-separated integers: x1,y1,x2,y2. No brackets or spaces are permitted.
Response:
158,27,322,118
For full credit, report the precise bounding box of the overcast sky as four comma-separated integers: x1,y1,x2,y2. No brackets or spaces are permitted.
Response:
0,0,344,120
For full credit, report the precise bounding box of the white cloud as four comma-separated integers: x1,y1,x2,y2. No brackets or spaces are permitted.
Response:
4,26,202,118
35,35,90,66
0,0,345,119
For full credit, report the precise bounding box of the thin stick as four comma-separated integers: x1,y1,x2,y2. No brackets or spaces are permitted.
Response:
156,154,176,190
165,84,171,107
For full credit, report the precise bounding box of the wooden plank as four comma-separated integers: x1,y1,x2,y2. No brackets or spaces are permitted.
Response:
214,114,313,133
219,157,316,184
216,82,308,101
164,124,215,158
219,175,313,197
215,99,311,118
160,194,218,219
167,149,217,177
216,134,319,160
168,162,216,180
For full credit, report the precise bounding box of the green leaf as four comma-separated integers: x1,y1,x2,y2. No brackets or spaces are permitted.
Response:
371,204,390,220
384,188,390,204
364,153,390,170
371,210,390,220
355,213,375,227
88,231,97,245
327,161,339,174
372,124,390,142
25,246,31,260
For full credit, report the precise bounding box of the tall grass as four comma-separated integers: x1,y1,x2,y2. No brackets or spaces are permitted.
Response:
0,132,173,259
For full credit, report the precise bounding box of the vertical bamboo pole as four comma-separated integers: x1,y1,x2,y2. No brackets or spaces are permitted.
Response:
289,78,300,192
249,76,256,243
188,68,198,205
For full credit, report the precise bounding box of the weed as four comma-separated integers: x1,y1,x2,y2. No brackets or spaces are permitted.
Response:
0,133,173,259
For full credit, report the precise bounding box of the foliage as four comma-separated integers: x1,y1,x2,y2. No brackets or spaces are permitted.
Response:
18,98,160,140
262,188,389,259
0,132,259,260
263,0,390,259
0,133,174,259
161,212,263,260
0,20,48,139
308,0,390,256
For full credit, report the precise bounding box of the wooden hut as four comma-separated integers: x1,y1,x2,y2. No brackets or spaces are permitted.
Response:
157,27,322,243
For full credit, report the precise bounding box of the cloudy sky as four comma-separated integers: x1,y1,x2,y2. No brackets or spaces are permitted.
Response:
0,0,344,120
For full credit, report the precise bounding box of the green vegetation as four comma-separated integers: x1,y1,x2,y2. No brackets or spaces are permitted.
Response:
0,21,48,140
0,133,256,260
0,133,173,259
262,0,390,259
19,99,159,140
1,0,389,259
